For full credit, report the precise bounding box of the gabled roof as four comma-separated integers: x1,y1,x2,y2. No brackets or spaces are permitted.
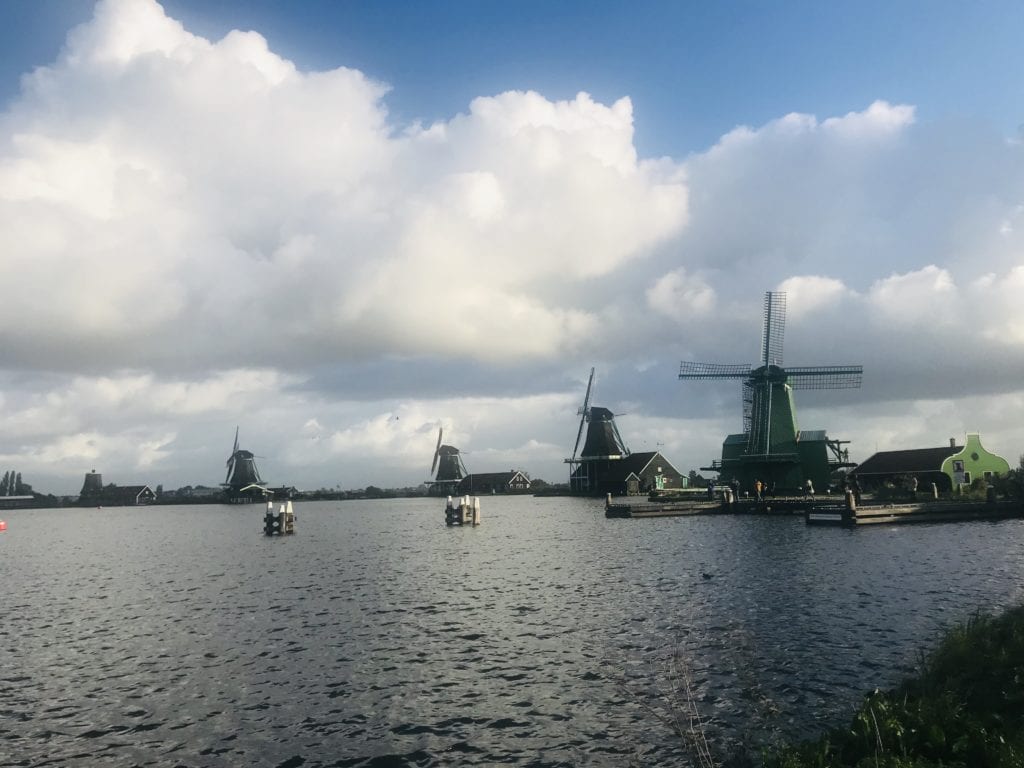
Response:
851,446,960,476
462,471,527,485
590,451,681,482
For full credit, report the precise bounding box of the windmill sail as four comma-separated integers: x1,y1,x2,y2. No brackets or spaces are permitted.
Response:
571,367,595,461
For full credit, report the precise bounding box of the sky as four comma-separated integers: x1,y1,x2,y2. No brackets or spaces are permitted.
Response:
3,0,1024,495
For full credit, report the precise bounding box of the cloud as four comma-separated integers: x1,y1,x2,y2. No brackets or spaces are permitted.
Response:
0,0,687,371
3,0,1024,494
646,268,716,321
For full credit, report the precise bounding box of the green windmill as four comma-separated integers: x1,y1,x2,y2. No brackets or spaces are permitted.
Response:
678,292,862,494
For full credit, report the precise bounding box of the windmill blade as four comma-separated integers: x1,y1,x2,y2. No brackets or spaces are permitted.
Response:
761,291,786,367
611,417,629,456
742,380,754,433
430,426,443,475
571,368,595,460
578,367,595,415
227,426,240,467
678,361,753,379
787,365,863,390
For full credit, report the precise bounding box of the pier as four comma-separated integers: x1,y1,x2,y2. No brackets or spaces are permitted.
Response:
605,488,1024,525
605,490,739,518
805,490,1024,526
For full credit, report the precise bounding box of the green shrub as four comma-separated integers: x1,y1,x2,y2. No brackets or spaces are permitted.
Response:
763,606,1024,767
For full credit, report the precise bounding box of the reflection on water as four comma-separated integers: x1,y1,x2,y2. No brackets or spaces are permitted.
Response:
2,497,1023,766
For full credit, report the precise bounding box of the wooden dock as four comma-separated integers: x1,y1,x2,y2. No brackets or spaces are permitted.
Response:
805,493,1024,526
604,490,739,518
605,488,1024,525
605,499,724,518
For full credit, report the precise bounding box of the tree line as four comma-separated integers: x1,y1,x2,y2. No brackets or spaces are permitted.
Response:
0,470,31,496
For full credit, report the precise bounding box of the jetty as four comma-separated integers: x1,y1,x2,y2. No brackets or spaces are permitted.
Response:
605,490,738,518
805,490,1023,526
604,487,1024,526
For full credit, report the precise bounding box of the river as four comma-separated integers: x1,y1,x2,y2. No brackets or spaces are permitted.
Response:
2,497,1022,766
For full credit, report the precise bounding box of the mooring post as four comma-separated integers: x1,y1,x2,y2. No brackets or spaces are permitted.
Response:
264,500,276,536
472,496,481,525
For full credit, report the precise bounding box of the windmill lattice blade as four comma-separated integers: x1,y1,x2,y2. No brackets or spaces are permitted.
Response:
742,380,754,433
761,292,786,367
787,365,863,389
579,367,595,415
431,426,443,474
679,361,753,379
572,367,595,460
572,413,586,460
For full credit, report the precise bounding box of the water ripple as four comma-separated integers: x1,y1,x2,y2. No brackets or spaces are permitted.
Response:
2,500,1023,765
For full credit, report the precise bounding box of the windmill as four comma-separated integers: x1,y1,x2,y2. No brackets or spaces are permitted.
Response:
565,368,630,493
678,291,862,493
223,427,266,498
426,425,467,496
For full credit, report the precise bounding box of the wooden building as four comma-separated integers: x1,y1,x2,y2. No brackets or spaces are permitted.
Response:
850,433,1010,492
457,471,531,495
570,450,684,496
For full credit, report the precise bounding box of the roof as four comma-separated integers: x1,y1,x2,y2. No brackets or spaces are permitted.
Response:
591,451,682,482
462,471,527,485
851,446,961,476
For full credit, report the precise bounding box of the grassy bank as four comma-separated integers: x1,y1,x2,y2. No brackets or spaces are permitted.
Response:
763,604,1024,767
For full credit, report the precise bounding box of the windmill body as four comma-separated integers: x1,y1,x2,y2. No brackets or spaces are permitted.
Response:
679,292,861,494
222,427,270,503
426,427,468,496
564,368,684,495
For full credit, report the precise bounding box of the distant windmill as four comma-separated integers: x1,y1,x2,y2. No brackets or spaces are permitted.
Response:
678,291,862,492
426,425,467,496
565,368,630,493
223,427,267,500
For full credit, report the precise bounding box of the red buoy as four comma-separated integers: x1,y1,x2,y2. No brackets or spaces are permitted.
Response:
0,520,7,532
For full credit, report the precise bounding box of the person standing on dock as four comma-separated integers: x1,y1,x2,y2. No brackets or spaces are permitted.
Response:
754,479,763,501
910,475,919,501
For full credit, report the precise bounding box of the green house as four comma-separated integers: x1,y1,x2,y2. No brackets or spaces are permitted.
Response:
940,433,1010,488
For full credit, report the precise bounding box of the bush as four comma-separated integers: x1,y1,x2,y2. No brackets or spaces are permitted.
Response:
764,606,1024,767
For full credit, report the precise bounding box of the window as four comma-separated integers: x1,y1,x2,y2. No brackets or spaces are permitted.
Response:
963,471,972,484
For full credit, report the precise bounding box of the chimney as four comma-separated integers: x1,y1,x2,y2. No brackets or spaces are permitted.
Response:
950,437,956,448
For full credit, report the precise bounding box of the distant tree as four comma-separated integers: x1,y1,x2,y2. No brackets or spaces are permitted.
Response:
14,472,23,494
687,470,708,488
0,471,7,495
156,484,164,496
1003,455,1024,499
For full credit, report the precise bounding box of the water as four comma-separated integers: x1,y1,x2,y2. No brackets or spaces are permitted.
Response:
2,497,1023,766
